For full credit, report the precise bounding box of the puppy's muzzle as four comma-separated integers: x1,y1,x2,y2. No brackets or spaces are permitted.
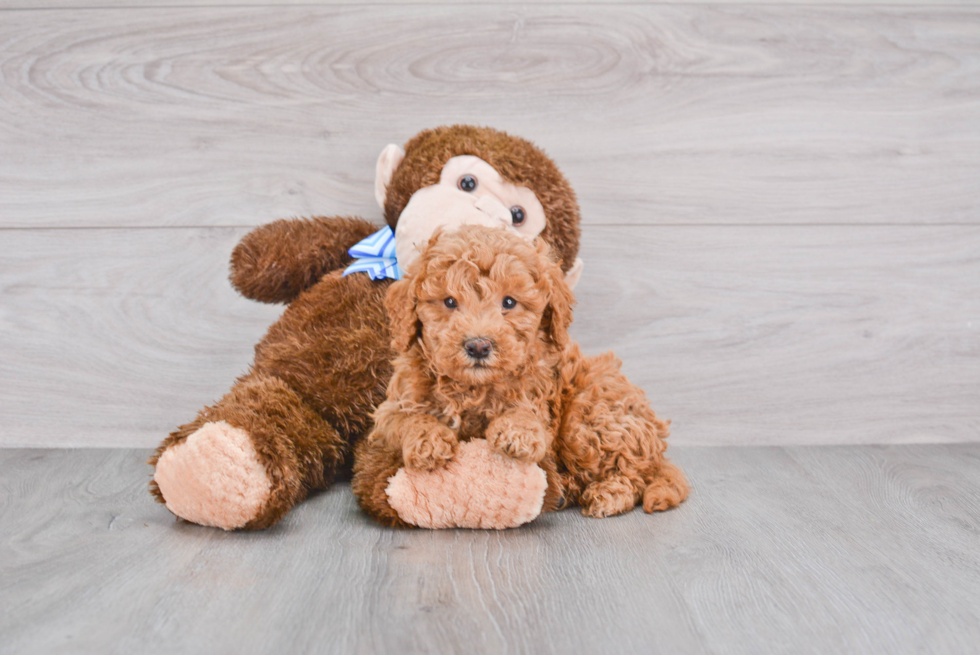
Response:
463,338,493,361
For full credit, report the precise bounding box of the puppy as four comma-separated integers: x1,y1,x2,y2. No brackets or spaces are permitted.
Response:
352,225,688,525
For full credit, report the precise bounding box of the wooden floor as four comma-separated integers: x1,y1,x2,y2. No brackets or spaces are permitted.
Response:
2,445,979,655
2,3,978,653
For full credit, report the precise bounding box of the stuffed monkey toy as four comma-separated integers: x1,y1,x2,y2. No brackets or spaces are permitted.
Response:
149,125,584,530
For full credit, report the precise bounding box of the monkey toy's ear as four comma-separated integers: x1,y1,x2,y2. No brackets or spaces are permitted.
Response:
375,143,406,209
564,257,585,291
385,277,420,353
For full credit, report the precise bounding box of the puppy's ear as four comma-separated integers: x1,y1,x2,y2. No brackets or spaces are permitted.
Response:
538,242,575,350
385,278,420,353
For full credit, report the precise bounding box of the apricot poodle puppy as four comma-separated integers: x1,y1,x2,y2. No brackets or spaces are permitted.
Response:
353,225,688,525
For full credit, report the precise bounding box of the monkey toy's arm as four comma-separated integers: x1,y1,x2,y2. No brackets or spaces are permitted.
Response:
355,398,551,530
229,216,380,304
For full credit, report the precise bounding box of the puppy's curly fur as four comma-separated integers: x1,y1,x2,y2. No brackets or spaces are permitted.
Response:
352,225,688,525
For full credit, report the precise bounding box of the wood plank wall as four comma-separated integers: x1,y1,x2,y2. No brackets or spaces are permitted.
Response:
1,3,977,447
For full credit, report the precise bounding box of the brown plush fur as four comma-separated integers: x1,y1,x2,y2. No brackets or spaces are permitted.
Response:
149,373,340,529
230,216,380,304
150,125,584,529
384,125,581,273
352,226,688,525
149,270,393,528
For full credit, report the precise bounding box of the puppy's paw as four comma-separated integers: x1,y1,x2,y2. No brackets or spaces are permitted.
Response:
581,476,638,518
642,461,690,512
486,411,548,464
403,425,458,471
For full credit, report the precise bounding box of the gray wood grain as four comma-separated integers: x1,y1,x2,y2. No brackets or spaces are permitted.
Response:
5,0,977,7
1,6,977,228
1,446,978,655
578,225,980,447
0,228,283,447
1,225,977,448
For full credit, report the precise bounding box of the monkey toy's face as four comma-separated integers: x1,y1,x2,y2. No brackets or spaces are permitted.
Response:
374,127,584,289
393,155,547,273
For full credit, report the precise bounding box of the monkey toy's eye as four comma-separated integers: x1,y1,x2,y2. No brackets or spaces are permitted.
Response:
502,296,517,310
457,175,477,192
444,297,458,309
510,206,526,226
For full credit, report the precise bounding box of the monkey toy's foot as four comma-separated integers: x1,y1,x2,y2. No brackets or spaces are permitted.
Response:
385,439,548,530
153,421,273,530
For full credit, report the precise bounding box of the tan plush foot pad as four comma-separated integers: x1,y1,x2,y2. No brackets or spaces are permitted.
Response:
385,439,547,529
153,421,272,530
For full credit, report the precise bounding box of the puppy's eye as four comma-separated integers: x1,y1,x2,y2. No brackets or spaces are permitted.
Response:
510,206,526,226
502,296,517,310
444,297,458,309
458,175,477,192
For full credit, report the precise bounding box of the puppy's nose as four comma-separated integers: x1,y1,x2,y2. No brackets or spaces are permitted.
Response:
464,338,493,360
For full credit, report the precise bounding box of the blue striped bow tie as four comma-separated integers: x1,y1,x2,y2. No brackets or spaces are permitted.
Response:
342,225,403,281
